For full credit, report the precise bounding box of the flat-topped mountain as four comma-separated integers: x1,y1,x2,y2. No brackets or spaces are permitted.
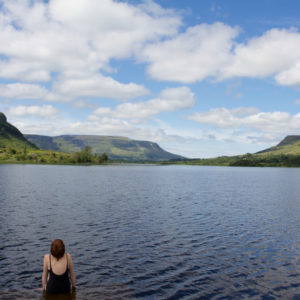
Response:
0,113,37,150
25,134,183,162
0,112,183,162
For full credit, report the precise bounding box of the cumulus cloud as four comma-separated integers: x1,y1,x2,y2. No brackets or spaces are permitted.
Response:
0,83,68,102
7,105,59,118
1,0,300,106
53,74,149,101
1,0,180,67
141,24,300,86
0,83,48,100
141,22,239,83
91,87,195,120
221,28,300,79
0,59,51,82
185,106,300,151
275,62,300,86
1,0,300,96
0,0,181,102
188,107,300,137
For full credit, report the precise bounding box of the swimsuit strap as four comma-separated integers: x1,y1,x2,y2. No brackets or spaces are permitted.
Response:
49,254,68,272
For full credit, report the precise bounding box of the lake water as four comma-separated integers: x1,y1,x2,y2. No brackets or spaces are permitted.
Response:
0,164,300,299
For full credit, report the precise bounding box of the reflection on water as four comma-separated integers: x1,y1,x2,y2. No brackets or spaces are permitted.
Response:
0,286,135,300
1,165,300,299
0,289,93,300
42,291,77,300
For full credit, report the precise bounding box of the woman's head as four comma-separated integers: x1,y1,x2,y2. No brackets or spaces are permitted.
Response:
50,239,65,260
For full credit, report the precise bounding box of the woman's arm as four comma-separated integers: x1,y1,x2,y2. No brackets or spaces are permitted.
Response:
42,255,49,291
68,254,76,289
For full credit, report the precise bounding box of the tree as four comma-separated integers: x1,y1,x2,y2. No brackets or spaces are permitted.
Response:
73,146,93,163
98,152,108,163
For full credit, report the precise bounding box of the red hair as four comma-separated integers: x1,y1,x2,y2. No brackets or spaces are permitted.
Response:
50,239,65,260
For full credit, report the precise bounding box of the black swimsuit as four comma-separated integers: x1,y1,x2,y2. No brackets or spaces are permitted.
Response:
46,255,70,294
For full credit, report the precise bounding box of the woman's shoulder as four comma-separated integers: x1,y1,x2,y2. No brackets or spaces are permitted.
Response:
44,253,50,260
43,254,50,268
66,253,73,261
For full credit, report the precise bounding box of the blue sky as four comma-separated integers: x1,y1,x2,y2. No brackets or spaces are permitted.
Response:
1,0,300,158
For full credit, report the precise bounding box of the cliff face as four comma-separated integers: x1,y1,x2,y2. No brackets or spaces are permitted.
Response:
276,136,300,147
0,112,7,123
257,135,300,155
0,112,182,161
25,134,184,162
0,113,38,149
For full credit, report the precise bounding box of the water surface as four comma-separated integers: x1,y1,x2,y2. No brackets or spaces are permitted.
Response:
0,165,300,299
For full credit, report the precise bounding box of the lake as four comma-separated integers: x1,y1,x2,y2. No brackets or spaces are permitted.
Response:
0,164,300,299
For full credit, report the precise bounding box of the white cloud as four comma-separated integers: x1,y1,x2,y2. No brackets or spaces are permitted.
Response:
230,107,260,117
1,0,300,99
1,0,180,68
91,87,195,119
275,61,300,86
189,107,240,128
12,115,165,141
7,105,59,118
188,107,300,138
141,22,239,83
185,106,300,152
0,0,181,102
53,74,149,101
0,83,68,102
0,59,51,82
0,0,179,69
221,28,300,80
1,0,300,95
140,23,300,86
0,83,48,99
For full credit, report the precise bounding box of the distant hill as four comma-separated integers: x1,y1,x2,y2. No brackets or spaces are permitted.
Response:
25,134,183,162
162,135,300,168
256,135,300,155
1,112,300,166
0,113,38,150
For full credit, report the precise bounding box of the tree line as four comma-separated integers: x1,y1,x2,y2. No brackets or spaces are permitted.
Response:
0,146,109,165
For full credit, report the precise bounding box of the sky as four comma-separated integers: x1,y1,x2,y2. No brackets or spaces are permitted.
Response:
1,0,300,158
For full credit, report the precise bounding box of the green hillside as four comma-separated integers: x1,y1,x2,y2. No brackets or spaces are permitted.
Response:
3,109,300,167
256,135,300,155
25,134,183,162
164,135,300,167
0,113,38,150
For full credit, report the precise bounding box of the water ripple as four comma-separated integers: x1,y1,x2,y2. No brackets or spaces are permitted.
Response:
1,165,300,299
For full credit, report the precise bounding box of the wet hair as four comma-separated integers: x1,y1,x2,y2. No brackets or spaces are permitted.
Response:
50,239,65,260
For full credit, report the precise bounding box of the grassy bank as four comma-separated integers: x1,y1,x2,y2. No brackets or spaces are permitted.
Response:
161,153,300,168
0,146,109,165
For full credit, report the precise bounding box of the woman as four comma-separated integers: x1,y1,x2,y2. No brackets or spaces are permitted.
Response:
42,239,76,294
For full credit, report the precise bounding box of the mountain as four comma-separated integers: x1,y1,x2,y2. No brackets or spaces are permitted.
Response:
162,135,300,168
256,135,300,155
0,113,38,150
25,134,183,162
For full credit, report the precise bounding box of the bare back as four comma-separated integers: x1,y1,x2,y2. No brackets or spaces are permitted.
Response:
42,253,76,291
46,254,68,275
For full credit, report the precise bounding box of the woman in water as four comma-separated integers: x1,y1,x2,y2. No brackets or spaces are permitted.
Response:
42,239,76,294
